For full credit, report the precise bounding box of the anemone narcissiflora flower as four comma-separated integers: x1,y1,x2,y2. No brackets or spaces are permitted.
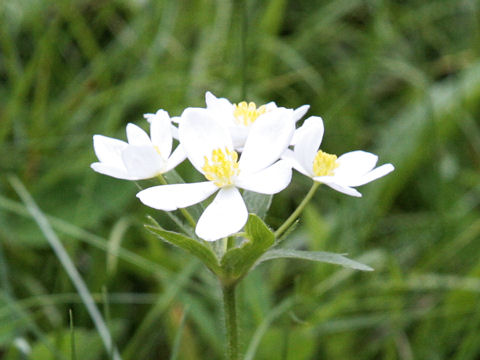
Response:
136,107,295,241
203,91,309,150
284,117,394,197
91,110,185,180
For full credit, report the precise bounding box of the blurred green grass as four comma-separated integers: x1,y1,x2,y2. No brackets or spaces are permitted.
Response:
1,0,480,359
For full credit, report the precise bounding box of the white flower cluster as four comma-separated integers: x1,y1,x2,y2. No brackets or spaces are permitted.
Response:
91,92,394,241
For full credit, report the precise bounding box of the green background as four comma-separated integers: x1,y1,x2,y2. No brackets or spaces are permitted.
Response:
1,0,480,359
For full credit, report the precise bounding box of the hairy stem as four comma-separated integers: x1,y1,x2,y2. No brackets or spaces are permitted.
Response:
222,283,238,360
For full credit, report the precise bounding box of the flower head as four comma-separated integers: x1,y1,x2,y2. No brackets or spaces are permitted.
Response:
285,117,394,197
91,110,185,180
136,108,295,241
204,91,310,150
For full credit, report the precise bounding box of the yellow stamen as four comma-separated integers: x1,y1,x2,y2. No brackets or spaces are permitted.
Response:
202,147,240,187
313,150,339,177
233,101,267,126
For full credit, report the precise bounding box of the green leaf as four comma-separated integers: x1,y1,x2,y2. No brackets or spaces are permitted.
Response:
242,191,272,219
145,225,221,274
220,214,275,283
256,249,374,271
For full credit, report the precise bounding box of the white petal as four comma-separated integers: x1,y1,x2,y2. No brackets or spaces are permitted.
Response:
179,108,233,173
291,126,310,146
149,110,173,158
322,181,362,197
239,108,295,173
170,124,179,139
229,125,249,150
126,123,151,146
205,92,236,127
347,163,395,187
205,91,220,107
281,149,311,177
235,160,292,194
93,135,128,167
137,182,218,211
165,144,187,172
205,91,234,111
90,125,132,180
264,102,278,111
143,112,158,123
293,116,324,174
122,145,165,179
143,112,155,122
293,104,310,122
90,162,133,180
195,187,248,241
334,151,378,180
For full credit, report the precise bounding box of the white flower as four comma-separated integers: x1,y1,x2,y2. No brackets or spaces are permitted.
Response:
136,107,295,241
144,111,181,139
91,110,186,180
204,91,310,150
285,117,394,197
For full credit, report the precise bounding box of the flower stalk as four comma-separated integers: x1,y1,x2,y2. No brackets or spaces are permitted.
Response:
274,181,320,239
157,174,197,228
222,283,239,360
221,9,251,355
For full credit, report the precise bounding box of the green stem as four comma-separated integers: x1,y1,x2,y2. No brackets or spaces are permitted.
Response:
222,284,238,360
157,175,197,228
179,208,196,229
274,182,320,239
227,236,235,250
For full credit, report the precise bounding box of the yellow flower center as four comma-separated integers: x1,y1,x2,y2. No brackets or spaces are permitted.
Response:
202,147,240,187
313,150,339,177
233,101,267,126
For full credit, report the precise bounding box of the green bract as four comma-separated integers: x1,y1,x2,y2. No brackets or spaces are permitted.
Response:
146,212,373,286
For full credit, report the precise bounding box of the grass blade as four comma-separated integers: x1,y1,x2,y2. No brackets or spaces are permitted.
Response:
244,297,295,360
169,306,189,360
69,309,77,360
0,195,171,277
8,175,122,360
122,261,200,360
